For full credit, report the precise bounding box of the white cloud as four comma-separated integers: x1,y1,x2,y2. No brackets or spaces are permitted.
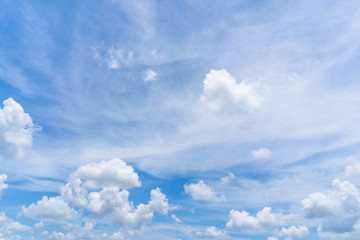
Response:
23,159,172,233
22,196,78,223
61,178,88,207
171,214,181,223
252,147,272,159
226,207,291,229
87,186,172,229
345,161,360,177
109,231,124,240
142,69,157,81
0,98,39,158
201,69,261,111
71,158,141,190
302,178,360,234
34,221,43,229
184,180,225,201
62,221,96,239
48,231,66,240
277,225,309,239
204,226,227,238
220,173,235,184
92,46,134,69
62,158,141,208
0,174,8,199
0,212,31,238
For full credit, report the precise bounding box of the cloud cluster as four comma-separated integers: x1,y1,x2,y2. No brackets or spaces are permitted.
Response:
184,180,225,201
22,158,173,232
0,98,38,158
226,207,292,229
303,178,360,235
87,186,172,229
61,158,141,207
201,69,261,112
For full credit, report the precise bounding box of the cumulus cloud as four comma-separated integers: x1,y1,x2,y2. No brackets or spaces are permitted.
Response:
302,178,360,234
252,147,272,159
0,98,39,158
0,174,8,199
22,196,78,223
226,207,292,229
61,178,88,207
184,180,225,201
142,69,157,81
276,225,309,239
71,158,141,190
24,159,173,233
204,226,227,238
201,69,261,111
62,158,141,208
87,186,172,229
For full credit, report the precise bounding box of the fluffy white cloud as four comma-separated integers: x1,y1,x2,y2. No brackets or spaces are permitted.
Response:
0,174,8,199
0,98,38,158
220,173,235,184
23,159,173,234
61,178,88,207
226,207,291,229
62,158,141,208
201,69,261,111
87,186,172,229
252,147,272,159
184,180,225,201
22,196,78,223
277,225,309,239
71,158,141,190
302,178,360,234
142,69,157,81
204,226,227,238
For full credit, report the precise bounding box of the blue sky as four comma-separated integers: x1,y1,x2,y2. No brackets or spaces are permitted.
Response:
1,0,360,239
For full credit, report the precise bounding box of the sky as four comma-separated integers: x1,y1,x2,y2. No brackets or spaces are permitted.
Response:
1,0,360,239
